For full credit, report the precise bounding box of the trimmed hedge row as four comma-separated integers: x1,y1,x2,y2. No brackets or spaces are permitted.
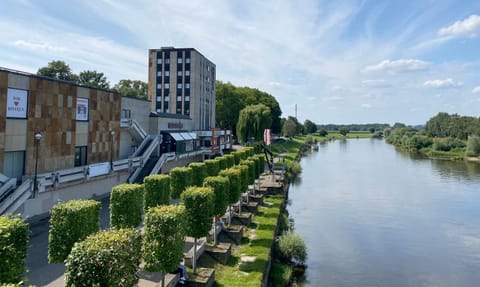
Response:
224,154,235,168
48,200,100,263
65,228,141,287
0,215,29,284
240,159,256,186
143,205,186,273
203,176,229,216
189,162,207,187
204,159,220,177
217,156,229,171
110,184,144,229
170,166,192,199
143,174,170,210
181,186,215,239
219,168,241,205
235,164,249,193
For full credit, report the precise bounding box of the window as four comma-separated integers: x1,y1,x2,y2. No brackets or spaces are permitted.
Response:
157,71,162,76
165,71,170,77
3,151,25,182
165,83,170,89
185,96,190,101
156,96,161,102
121,109,131,119
207,66,210,71
186,58,190,64
185,71,190,77
157,83,162,89
177,83,182,89
177,96,182,101
177,71,183,76
74,146,88,167
178,58,183,64
165,58,170,64
157,58,162,64
156,108,161,113
164,96,169,101
185,83,190,89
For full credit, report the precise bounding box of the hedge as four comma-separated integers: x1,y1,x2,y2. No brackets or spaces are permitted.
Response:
143,205,186,273
235,164,249,193
240,159,256,185
224,154,236,168
219,168,241,205
169,166,193,199
248,156,260,178
189,162,207,187
204,159,220,177
143,174,170,210
65,228,141,287
0,215,29,283
245,147,255,157
110,184,144,229
48,200,100,263
203,176,229,216
181,186,215,239
217,156,229,171
254,154,266,176
232,152,242,165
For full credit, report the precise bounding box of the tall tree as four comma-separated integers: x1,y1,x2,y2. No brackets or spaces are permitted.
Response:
78,70,110,89
215,81,245,135
113,79,148,100
282,116,301,137
304,119,317,134
37,60,79,82
236,104,272,144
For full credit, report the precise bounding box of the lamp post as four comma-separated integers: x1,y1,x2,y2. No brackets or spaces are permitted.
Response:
33,133,42,198
110,131,115,171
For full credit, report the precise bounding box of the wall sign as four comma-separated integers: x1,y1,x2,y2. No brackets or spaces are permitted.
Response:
6,88,28,119
76,98,89,121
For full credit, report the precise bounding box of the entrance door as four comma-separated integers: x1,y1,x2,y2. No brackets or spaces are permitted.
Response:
3,151,25,182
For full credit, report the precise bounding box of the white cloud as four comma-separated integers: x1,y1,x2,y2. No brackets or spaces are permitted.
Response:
322,96,344,102
472,86,480,94
361,79,391,88
363,59,430,73
423,78,463,88
438,14,480,38
361,103,372,108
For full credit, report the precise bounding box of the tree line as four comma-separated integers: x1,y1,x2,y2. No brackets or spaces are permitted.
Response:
36,60,148,100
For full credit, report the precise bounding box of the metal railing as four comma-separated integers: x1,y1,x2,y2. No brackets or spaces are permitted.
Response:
121,118,147,140
0,179,32,215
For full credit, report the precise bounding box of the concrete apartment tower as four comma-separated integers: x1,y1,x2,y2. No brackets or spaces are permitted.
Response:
148,47,216,131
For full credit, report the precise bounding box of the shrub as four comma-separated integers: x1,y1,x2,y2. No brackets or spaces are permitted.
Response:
466,135,480,156
240,159,256,185
110,184,144,229
432,137,466,151
234,164,249,193
255,154,266,176
278,232,307,264
0,215,29,283
290,162,302,176
217,156,229,171
219,168,241,205
169,166,193,198
181,186,214,272
204,159,220,176
143,174,170,210
48,200,100,263
203,176,229,216
407,134,433,150
224,154,235,168
189,162,207,186
305,135,314,145
65,229,141,287
232,152,242,165
143,205,186,273
318,129,328,137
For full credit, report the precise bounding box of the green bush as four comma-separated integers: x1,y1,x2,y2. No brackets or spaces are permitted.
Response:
181,187,215,239
143,174,170,210
232,152,242,165
65,228,141,287
217,156,229,171
169,166,193,198
406,134,433,150
0,215,29,283
203,176,229,216
235,165,249,193
204,159,220,176
245,147,255,157
224,154,235,168
278,232,307,264
432,137,466,151
466,135,480,156
255,154,266,176
110,184,144,229
48,200,100,263
189,162,207,186
240,159,256,185
219,168,241,205
143,205,186,273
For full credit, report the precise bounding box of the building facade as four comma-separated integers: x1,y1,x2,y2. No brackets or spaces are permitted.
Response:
148,47,216,131
0,67,121,182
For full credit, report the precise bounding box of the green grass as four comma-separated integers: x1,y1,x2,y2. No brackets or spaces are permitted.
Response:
421,147,466,160
197,195,283,287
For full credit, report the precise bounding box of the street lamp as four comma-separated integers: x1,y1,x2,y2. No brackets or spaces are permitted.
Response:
110,131,115,171
33,133,42,198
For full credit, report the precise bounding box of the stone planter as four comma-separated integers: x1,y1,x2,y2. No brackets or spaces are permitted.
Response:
232,212,252,226
219,225,244,245
205,243,232,264
185,268,215,287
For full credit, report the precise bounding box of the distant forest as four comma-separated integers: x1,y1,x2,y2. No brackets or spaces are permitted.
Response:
317,123,390,132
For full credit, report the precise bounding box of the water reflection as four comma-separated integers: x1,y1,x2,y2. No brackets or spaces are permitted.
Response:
288,139,480,287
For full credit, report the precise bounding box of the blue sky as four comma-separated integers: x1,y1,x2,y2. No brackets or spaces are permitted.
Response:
1,0,480,125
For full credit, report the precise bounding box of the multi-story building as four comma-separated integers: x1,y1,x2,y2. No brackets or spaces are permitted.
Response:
148,47,216,131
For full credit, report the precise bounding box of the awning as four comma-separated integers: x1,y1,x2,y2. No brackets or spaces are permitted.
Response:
170,133,186,141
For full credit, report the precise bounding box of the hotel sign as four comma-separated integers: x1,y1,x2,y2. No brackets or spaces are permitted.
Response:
168,122,183,129
6,88,28,119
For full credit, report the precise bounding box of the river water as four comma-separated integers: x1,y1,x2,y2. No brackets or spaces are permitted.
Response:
288,138,480,287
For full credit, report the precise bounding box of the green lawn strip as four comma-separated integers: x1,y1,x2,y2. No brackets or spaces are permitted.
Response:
200,195,282,287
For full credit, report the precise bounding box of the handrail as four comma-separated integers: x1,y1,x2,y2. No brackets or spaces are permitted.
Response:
0,177,17,203
0,179,32,215
132,135,153,157
150,152,176,175
127,136,160,183
131,119,147,140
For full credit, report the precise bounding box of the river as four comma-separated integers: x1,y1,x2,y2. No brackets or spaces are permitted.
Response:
288,138,480,287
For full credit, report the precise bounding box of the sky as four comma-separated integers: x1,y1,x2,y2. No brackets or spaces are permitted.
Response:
1,0,480,125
